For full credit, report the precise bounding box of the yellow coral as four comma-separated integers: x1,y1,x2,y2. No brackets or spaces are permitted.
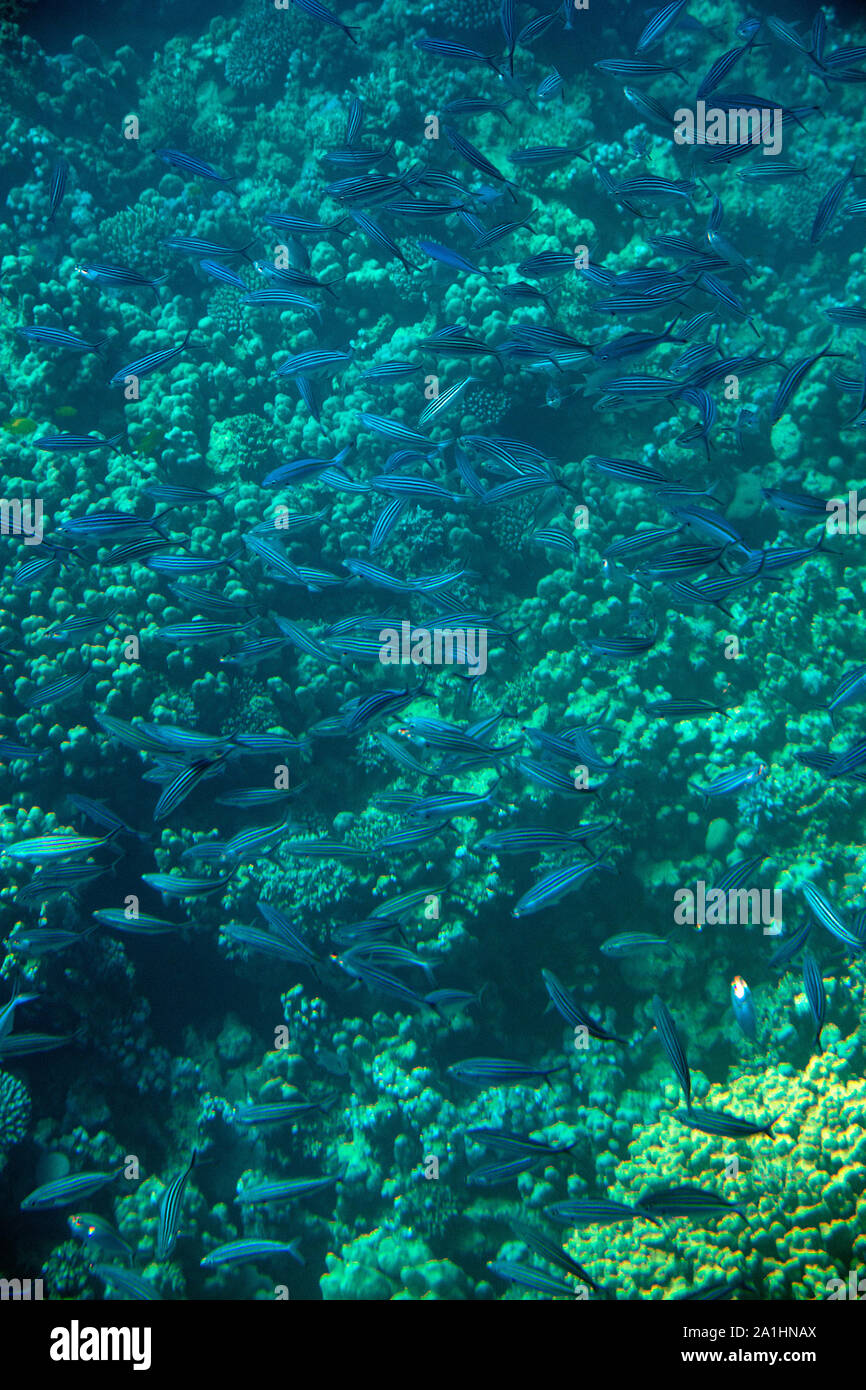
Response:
565,1054,866,1299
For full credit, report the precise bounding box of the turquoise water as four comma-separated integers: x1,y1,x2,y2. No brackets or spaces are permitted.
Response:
0,0,865,1301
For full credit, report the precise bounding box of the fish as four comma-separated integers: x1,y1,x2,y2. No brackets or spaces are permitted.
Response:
487,1259,591,1298
5,830,115,863
691,765,766,803
731,976,757,1040
635,0,689,53
644,700,727,718
810,159,858,243
0,739,40,760
652,994,691,1110
585,632,657,657
68,1213,134,1265
414,37,499,69
542,969,626,1043
673,1107,777,1139
447,1058,568,1087
600,933,671,956
91,1265,161,1300
442,125,514,187
826,665,866,722
62,509,171,541
201,1239,304,1269
76,262,166,301
466,1128,574,1158
0,1025,53,1062
635,1186,745,1219
802,951,827,1051
155,1149,198,1260
770,341,842,422
442,98,512,121
157,149,235,186
21,667,93,708
0,989,40,1042
47,157,69,222
768,917,812,970
199,259,248,291
511,1220,602,1291
163,235,256,260
8,924,96,957
109,328,199,386
468,1156,547,1186
146,551,241,576
801,884,864,951
21,1168,123,1210
273,349,353,380
1,415,38,435
290,0,359,44
512,861,608,917
2,0,864,1310
93,909,185,935
17,325,105,355
594,58,685,79
479,826,610,854
509,145,588,168
738,162,809,183
233,1098,330,1126
235,1174,341,1204
546,1197,653,1227
141,870,236,898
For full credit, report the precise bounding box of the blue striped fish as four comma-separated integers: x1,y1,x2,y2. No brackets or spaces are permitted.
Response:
802,951,827,1051
201,1238,304,1268
512,861,607,917
442,125,513,187
47,157,68,222
770,341,841,422
35,431,124,454
22,669,91,709
635,0,689,52
801,883,863,951
652,994,691,1109
76,262,166,300
17,325,105,355
157,149,234,185
542,969,626,1042
21,1168,123,1210
810,159,857,243
109,328,198,385
156,1150,197,1259
235,1173,341,1203
290,0,359,43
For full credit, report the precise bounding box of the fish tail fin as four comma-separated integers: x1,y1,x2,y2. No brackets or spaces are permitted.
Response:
545,1064,569,1087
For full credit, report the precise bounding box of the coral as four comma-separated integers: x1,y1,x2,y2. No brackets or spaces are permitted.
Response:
0,1068,30,1161
463,382,509,430
206,284,248,342
99,192,179,272
419,0,499,37
564,1054,866,1300
138,37,200,147
225,0,295,93
42,1240,95,1300
209,413,273,482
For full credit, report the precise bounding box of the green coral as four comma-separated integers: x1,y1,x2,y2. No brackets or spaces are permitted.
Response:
0,1068,30,1164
